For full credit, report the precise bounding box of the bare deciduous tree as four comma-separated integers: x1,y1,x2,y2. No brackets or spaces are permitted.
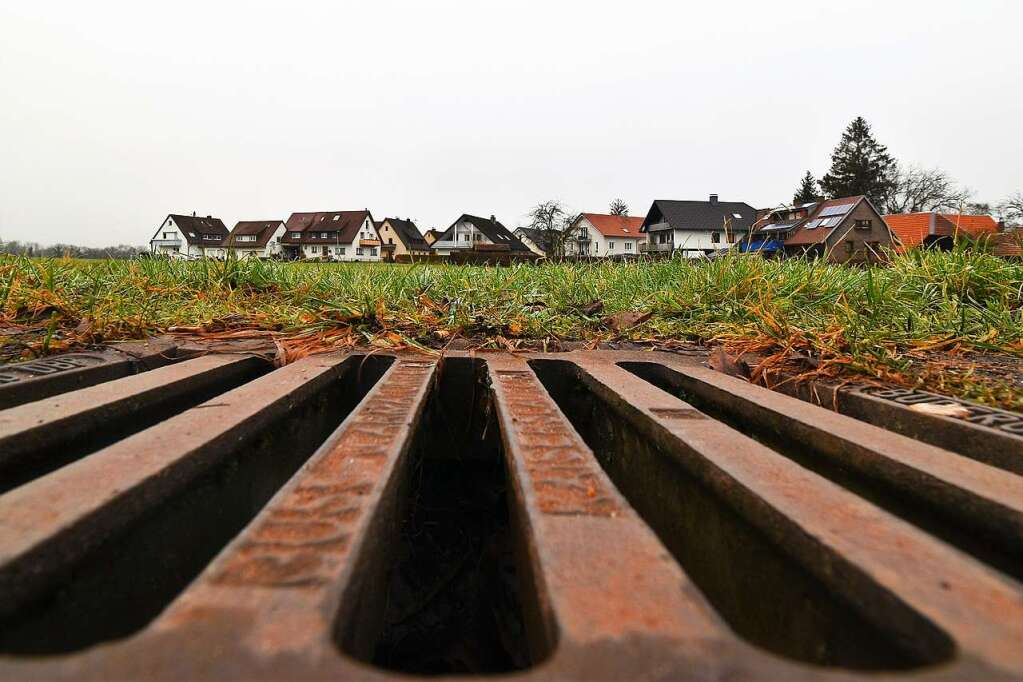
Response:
609,198,629,216
528,200,577,258
882,164,973,214
998,192,1023,227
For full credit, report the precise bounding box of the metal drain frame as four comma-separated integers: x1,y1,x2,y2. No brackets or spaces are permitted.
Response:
0,349,1020,681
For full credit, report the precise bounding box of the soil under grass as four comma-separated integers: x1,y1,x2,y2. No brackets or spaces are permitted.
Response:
1,249,1022,409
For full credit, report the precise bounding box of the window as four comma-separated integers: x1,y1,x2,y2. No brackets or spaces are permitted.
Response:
388,238,393,244
166,219,172,226
855,219,872,230
609,241,615,250
732,213,743,219
463,234,470,242
370,248,377,256
625,242,633,251
356,247,364,256
658,232,669,244
238,234,256,242
846,241,855,254
320,232,329,239
322,245,327,255
340,247,346,255
290,232,302,238
712,232,721,244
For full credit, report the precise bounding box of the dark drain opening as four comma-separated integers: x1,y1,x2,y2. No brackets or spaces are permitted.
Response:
336,358,535,675
620,361,1023,583
0,355,393,655
0,356,271,495
530,359,948,671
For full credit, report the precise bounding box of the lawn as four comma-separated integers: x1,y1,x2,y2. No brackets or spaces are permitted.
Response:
2,249,1022,409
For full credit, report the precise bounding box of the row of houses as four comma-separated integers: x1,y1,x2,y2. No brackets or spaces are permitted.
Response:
149,195,1006,264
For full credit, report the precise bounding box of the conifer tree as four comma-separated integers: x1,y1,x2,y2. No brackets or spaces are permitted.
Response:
792,171,821,204
819,116,897,206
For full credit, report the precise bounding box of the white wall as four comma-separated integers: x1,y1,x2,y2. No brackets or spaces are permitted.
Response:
432,219,496,256
567,217,641,257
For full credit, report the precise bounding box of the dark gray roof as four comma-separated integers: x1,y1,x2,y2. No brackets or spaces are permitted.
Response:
443,214,532,252
514,227,552,252
169,214,229,245
384,217,429,251
640,200,757,234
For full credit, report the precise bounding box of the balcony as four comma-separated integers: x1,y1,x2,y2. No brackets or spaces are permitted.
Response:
640,242,673,253
359,239,381,247
151,239,182,247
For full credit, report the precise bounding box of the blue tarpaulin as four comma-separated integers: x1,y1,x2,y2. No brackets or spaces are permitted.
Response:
740,239,781,253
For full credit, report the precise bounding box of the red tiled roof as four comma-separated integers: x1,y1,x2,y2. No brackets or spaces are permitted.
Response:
990,232,1023,257
225,220,284,248
579,213,645,238
883,213,958,249
783,197,864,246
939,214,999,237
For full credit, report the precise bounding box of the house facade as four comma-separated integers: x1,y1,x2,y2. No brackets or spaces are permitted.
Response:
430,214,532,257
378,218,431,260
423,229,443,246
752,196,893,263
280,210,381,261
149,214,229,259
640,195,756,258
567,213,644,258
224,220,286,258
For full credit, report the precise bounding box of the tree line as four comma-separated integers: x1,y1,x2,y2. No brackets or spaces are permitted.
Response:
0,241,146,259
793,116,1023,225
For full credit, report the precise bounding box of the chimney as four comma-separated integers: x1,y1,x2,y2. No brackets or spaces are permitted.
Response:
490,215,496,222
192,211,196,217
709,194,718,205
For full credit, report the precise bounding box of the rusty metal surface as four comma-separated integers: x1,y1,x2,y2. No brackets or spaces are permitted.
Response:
0,348,1020,680
0,353,267,491
772,372,1023,475
0,339,179,410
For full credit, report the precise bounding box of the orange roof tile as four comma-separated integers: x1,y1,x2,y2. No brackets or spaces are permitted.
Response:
939,214,999,237
579,213,645,238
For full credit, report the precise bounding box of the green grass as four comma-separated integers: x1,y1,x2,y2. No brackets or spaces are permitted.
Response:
2,249,1022,408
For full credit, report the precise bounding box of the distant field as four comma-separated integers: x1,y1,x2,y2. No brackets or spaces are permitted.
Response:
1,251,1022,408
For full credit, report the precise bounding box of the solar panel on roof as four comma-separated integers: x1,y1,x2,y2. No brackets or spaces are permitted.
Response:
818,203,854,217
819,216,843,228
804,219,823,229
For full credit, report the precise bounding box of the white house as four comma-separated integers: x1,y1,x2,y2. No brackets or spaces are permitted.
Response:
431,214,533,257
640,195,757,258
149,214,230,259
566,213,644,258
224,220,287,259
279,210,382,261
512,227,549,256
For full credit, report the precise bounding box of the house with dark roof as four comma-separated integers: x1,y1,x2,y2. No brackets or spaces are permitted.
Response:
430,214,532,257
224,220,286,259
149,214,230,259
378,218,431,260
512,227,552,256
567,213,644,258
280,210,381,261
639,195,756,257
423,229,444,246
750,195,892,263
884,212,999,250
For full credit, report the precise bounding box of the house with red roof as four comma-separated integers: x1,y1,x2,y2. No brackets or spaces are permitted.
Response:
750,195,892,263
567,213,645,257
224,220,286,259
883,212,999,250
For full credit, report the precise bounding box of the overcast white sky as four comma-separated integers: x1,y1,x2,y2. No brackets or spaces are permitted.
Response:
1,1,1020,247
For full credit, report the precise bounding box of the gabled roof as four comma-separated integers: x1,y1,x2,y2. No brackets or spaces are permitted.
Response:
579,213,644,238
442,214,532,252
641,199,757,234
225,220,284,248
281,210,374,244
783,196,867,246
383,217,429,251
168,214,229,246
514,227,552,252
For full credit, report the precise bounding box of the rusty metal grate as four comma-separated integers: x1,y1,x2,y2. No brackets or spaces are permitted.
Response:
0,348,1021,680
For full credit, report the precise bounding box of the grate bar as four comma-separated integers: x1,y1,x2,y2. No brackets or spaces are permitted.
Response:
0,353,267,493
570,355,1023,675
